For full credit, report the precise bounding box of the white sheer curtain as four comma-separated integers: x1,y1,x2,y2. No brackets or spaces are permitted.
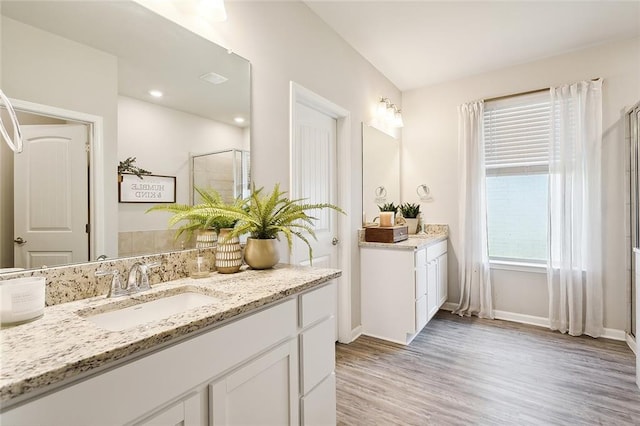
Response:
548,79,603,337
454,101,493,319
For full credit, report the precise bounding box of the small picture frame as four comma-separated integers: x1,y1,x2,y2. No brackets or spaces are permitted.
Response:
118,174,176,203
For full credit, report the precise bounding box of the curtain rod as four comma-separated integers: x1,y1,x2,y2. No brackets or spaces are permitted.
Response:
484,87,548,103
484,78,601,103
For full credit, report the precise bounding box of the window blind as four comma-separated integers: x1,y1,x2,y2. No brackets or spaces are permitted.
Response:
484,91,550,169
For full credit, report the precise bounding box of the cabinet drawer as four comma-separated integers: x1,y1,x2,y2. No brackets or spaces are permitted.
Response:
300,281,335,328
426,240,447,260
300,317,335,395
415,295,427,332
301,373,336,426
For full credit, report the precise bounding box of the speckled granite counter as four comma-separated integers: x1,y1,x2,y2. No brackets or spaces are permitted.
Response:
359,233,447,250
0,265,340,406
358,224,449,250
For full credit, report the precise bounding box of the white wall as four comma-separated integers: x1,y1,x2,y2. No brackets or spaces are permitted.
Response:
1,16,119,259
117,96,245,232
137,1,402,331
402,37,640,331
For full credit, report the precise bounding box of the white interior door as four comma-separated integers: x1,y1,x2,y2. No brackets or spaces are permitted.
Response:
291,103,338,269
14,124,89,268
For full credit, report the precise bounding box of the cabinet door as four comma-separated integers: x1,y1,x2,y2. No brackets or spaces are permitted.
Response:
301,373,336,426
300,317,335,395
415,295,428,331
427,260,438,319
415,248,427,299
136,392,203,426
437,253,448,307
210,340,299,426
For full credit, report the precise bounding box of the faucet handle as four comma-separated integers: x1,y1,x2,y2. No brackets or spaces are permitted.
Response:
137,261,161,291
96,269,126,298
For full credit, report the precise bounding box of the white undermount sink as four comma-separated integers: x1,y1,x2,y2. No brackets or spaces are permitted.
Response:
84,292,218,332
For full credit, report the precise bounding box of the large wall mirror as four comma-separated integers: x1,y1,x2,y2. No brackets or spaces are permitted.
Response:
0,1,251,272
362,124,400,225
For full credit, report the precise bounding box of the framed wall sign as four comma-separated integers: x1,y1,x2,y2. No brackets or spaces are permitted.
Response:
118,174,176,203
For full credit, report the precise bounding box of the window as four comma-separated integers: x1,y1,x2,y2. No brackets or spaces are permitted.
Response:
484,91,550,263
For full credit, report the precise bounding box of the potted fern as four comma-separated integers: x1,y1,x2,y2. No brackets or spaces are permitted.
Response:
147,187,239,240
147,188,243,273
399,202,421,234
199,183,344,269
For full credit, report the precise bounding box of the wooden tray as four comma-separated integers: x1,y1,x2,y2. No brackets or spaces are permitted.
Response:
364,226,409,243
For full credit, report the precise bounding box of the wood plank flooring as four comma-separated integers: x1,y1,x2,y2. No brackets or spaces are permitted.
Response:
336,311,640,425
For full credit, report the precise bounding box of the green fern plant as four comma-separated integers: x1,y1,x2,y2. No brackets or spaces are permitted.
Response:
182,183,345,261
146,187,240,239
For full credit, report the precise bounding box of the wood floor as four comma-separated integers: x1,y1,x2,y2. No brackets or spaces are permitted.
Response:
335,311,640,425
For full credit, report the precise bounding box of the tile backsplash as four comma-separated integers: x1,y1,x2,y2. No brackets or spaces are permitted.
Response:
118,230,193,257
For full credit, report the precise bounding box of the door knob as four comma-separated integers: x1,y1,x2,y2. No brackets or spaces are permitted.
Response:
14,237,27,245
332,237,339,246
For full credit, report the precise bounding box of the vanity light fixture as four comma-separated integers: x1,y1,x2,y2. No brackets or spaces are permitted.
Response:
376,97,404,129
199,0,227,22
148,90,163,98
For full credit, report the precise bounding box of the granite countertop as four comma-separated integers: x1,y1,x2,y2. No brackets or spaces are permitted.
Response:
359,233,448,250
0,265,340,406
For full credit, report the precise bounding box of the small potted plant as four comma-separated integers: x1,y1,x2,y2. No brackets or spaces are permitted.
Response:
377,202,398,227
399,202,421,234
147,188,243,273
193,183,345,269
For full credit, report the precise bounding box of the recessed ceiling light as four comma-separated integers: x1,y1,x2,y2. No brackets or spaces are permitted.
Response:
200,72,228,85
149,90,163,98
234,117,245,124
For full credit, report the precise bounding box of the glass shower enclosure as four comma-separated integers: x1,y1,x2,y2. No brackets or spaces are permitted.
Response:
190,149,251,204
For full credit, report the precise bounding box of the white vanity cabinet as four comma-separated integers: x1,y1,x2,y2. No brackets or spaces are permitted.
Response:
361,239,448,345
2,281,337,426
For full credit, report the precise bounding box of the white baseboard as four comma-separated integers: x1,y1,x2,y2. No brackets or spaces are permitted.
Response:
601,328,627,341
493,310,549,328
627,333,637,355
349,325,362,343
441,302,457,311
439,305,627,342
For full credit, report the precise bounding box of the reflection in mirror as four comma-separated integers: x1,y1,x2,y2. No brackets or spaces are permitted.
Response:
362,123,400,225
191,150,251,204
0,1,251,272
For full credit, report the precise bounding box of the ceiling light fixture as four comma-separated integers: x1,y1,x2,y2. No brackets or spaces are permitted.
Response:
148,90,163,98
199,0,227,22
234,117,245,124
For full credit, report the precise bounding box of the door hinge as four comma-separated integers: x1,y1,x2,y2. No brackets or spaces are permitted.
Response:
85,144,90,153
86,224,90,234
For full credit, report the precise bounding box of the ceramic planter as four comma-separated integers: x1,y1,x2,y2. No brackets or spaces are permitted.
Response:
215,228,242,274
244,238,279,269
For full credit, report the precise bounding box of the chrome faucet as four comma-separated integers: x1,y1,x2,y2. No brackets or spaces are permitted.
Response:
95,261,161,298
127,261,161,293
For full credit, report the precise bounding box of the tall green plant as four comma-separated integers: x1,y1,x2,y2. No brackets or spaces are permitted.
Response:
147,187,240,239
185,183,345,261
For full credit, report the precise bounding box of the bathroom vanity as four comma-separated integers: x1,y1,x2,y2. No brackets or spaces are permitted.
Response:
0,266,340,425
360,231,448,345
